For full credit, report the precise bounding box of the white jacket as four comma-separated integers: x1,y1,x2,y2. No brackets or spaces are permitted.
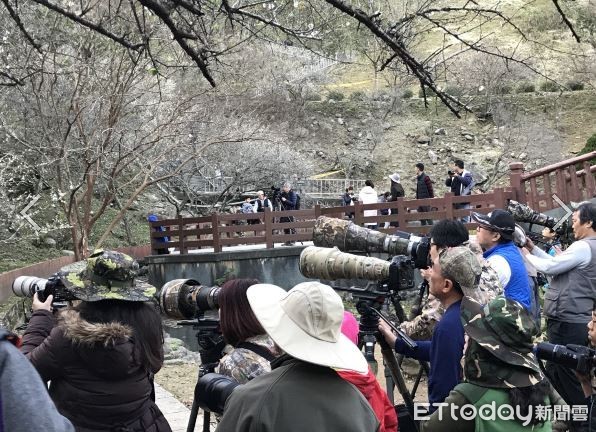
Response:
358,186,378,225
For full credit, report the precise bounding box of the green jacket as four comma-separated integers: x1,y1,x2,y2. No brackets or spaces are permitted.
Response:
420,382,565,432
216,355,380,432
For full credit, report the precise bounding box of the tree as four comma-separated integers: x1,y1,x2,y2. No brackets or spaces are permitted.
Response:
0,0,584,117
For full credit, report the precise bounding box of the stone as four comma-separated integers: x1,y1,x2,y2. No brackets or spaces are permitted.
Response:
337,118,344,125
382,122,392,130
61,250,75,256
463,134,474,141
434,128,446,135
519,152,527,160
428,150,438,164
417,135,431,144
43,237,56,248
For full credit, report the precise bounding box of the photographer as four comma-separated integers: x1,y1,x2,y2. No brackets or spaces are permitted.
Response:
445,160,473,222
216,282,380,431
280,182,297,246
522,202,596,409
20,250,171,432
379,247,482,411
400,219,502,340
420,296,564,431
217,279,279,384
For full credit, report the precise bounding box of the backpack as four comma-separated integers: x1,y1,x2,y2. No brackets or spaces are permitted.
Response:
294,193,301,210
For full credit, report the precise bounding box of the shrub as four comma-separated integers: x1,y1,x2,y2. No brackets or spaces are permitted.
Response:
566,80,585,91
495,84,512,95
444,85,463,97
540,81,559,92
418,87,436,98
401,89,414,99
304,92,322,102
516,82,535,93
327,90,344,101
349,91,366,101
577,133,596,166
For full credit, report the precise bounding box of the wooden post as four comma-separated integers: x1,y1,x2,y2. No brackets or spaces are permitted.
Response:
314,204,321,218
494,187,505,209
211,213,221,253
397,198,406,228
583,161,596,198
354,202,363,226
444,192,454,220
509,162,526,203
264,208,274,249
178,216,186,255
149,223,156,255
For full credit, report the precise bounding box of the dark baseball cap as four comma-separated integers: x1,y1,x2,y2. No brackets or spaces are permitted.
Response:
471,209,515,239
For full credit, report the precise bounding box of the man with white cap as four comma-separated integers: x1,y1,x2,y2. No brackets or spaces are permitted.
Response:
216,282,380,432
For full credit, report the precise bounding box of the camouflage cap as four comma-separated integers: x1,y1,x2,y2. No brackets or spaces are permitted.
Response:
461,295,544,387
438,246,482,297
60,250,156,302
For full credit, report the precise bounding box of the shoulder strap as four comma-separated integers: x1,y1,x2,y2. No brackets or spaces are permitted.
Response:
236,341,276,362
454,382,490,405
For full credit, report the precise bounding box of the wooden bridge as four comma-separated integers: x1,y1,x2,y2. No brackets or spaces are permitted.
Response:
149,152,596,255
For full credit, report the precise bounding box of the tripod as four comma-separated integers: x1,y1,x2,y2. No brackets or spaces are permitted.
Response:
356,298,429,432
185,319,226,432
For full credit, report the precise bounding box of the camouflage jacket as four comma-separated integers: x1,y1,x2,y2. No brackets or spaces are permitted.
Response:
400,258,503,340
217,335,277,384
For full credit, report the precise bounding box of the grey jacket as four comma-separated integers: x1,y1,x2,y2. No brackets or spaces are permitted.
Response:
216,355,380,432
0,330,74,432
544,237,596,323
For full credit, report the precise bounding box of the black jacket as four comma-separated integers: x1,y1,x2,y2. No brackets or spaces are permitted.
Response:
21,309,171,432
445,175,462,196
217,355,380,432
416,173,434,199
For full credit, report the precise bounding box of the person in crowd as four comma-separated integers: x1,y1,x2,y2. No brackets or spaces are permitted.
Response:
522,202,596,409
445,159,474,222
217,279,278,384
342,186,355,219
338,312,398,432
280,182,297,246
379,191,391,228
216,282,380,432
575,307,596,430
0,328,75,432
472,209,533,311
21,250,171,432
400,219,502,340
415,163,434,226
388,173,405,227
253,190,273,214
420,295,564,431
379,246,481,412
148,213,170,255
359,179,378,229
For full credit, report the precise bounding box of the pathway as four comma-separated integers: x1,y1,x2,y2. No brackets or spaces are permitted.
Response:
155,383,216,432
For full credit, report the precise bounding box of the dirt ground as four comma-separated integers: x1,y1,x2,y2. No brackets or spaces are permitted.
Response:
155,344,429,408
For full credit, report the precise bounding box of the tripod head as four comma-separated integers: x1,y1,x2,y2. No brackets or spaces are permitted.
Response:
178,313,226,376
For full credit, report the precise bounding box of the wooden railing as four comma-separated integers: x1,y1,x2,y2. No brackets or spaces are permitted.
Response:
509,151,596,212
149,188,514,254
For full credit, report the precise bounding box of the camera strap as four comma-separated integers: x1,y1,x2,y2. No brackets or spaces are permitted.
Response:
236,342,276,362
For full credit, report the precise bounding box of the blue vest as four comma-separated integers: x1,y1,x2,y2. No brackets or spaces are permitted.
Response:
483,242,532,310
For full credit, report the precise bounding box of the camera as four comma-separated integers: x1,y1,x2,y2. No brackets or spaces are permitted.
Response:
535,343,596,375
158,278,220,320
195,373,240,415
448,170,454,176
299,246,416,293
12,275,77,303
312,216,430,270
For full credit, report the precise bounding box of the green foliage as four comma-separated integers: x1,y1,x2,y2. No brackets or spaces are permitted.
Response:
418,87,436,98
540,81,560,92
327,90,345,101
517,82,535,93
577,133,596,166
566,80,585,91
401,89,414,99
304,92,322,102
349,91,366,101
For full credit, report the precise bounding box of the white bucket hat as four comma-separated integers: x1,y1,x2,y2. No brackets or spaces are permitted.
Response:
247,282,368,373
388,173,400,183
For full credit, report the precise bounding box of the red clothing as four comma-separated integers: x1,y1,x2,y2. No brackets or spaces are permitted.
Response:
338,368,398,432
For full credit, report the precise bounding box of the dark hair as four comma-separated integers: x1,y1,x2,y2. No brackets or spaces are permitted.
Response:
454,159,464,169
365,180,374,188
509,379,551,426
416,162,425,171
576,202,596,228
430,220,469,248
219,278,264,347
77,300,164,372
348,185,354,191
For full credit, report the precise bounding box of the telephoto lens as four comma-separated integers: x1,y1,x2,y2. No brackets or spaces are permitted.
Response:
196,373,240,415
299,246,390,281
535,343,596,375
158,279,220,319
12,276,49,298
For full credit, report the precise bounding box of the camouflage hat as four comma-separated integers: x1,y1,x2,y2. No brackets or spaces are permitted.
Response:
438,246,481,297
461,295,544,388
60,250,156,302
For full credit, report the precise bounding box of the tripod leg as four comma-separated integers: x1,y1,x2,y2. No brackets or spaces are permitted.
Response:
379,344,415,412
186,396,200,432
203,411,211,432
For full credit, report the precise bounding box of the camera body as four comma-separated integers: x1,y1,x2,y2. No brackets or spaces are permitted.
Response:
535,343,596,375
12,275,77,303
